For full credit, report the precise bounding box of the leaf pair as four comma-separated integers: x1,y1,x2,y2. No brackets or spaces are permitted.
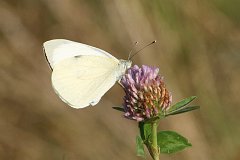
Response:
165,96,200,116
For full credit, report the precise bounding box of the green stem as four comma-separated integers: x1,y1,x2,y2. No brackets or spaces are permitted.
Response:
151,121,160,160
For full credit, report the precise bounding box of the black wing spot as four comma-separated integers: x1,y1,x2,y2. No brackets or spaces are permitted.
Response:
74,55,82,59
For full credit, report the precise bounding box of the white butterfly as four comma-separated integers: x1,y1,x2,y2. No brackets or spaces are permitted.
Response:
43,39,132,109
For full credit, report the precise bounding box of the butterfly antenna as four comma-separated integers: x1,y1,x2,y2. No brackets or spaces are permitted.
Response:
129,40,156,60
128,41,139,60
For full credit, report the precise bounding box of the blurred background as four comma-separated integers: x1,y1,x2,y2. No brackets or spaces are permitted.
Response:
0,0,240,160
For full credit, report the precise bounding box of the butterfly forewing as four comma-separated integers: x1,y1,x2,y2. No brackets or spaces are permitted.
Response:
43,39,118,69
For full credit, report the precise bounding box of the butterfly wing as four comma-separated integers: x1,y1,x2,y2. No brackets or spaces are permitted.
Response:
52,55,119,108
43,39,124,108
43,39,118,69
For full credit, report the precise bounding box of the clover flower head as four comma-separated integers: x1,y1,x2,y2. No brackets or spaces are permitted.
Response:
120,65,172,121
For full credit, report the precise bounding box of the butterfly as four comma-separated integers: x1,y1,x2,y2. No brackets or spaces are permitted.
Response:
43,39,132,108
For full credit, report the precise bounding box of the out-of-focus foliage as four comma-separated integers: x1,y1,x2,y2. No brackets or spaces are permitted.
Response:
0,0,240,160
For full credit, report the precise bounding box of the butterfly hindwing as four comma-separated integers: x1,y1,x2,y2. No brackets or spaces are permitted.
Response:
52,55,119,108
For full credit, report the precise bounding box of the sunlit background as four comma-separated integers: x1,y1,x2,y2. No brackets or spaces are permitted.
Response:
0,0,240,160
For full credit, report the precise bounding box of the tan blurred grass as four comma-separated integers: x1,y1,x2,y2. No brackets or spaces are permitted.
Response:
0,0,240,160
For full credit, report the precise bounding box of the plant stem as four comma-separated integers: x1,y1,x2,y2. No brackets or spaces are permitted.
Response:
151,121,160,160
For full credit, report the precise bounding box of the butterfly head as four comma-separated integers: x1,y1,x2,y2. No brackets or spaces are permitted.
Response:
117,60,132,80
119,59,132,70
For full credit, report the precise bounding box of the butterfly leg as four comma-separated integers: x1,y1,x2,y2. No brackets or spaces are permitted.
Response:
117,79,125,88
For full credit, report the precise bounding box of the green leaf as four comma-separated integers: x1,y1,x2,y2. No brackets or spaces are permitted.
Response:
139,122,152,142
157,131,192,154
136,135,145,157
166,106,200,116
168,96,197,113
112,106,124,112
